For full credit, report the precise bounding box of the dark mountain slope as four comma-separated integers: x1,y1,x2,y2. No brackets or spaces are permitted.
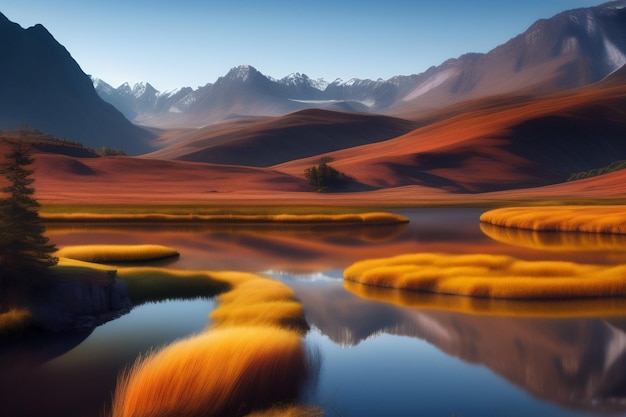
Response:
147,109,418,167
0,13,154,154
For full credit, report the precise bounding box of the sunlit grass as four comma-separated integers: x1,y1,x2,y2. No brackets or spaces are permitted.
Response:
41,203,375,216
209,273,309,333
343,253,626,299
56,245,316,416
55,244,179,263
42,211,408,225
480,222,626,252
111,326,309,417
0,308,33,335
344,280,626,317
480,206,626,234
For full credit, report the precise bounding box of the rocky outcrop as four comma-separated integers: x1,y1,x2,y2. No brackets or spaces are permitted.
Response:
27,278,131,332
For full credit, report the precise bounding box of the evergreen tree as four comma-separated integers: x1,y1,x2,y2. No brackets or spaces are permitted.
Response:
0,140,57,276
304,157,350,191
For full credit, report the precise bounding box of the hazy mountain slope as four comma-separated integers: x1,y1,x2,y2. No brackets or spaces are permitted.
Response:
275,72,626,193
392,0,626,117
0,13,155,155
94,2,626,129
146,109,418,167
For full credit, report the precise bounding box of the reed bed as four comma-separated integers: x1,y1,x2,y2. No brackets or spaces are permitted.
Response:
55,244,179,263
480,206,626,234
343,253,626,299
42,212,408,225
102,259,313,415
110,327,309,417
57,245,316,416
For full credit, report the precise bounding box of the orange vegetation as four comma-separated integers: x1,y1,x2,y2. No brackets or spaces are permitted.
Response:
55,244,179,263
344,280,626,318
480,206,626,234
107,266,312,416
111,327,309,417
343,253,626,299
42,212,408,225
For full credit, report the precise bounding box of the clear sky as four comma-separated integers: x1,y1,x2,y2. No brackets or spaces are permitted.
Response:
1,0,610,91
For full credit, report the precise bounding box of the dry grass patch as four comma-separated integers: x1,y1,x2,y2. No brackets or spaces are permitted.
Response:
344,253,626,299
109,268,313,416
56,244,179,263
61,246,317,416
111,327,309,417
42,211,408,225
480,206,626,234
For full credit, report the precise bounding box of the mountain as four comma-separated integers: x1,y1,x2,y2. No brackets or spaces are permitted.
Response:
92,78,193,121
274,71,626,193
0,13,155,154
391,0,626,116
94,1,626,129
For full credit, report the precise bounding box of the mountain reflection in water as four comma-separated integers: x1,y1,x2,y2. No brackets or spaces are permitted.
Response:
291,280,626,414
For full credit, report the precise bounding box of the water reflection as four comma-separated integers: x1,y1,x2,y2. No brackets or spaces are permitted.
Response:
291,281,626,413
481,223,626,255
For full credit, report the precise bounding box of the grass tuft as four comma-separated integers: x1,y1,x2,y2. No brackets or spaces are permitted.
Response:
55,244,179,263
110,326,309,417
480,206,626,234
43,211,408,225
344,253,626,299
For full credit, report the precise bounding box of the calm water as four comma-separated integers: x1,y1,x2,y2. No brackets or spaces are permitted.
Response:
2,208,626,417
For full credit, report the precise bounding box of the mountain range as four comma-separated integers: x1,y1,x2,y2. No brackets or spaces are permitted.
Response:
94,1,626,129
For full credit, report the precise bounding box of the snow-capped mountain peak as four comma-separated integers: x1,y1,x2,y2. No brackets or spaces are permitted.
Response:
280,72,328,91
225,64,258,82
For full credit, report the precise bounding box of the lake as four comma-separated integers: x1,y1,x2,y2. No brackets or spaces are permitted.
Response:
2,208,626,417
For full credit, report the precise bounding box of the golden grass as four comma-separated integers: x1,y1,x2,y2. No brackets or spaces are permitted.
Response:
111,326,309,417
0,308,33,335
108,268,312,416
58,244,317,416
480,206,626,234
55,244,179,263
344,280,626,317
209,273,309,333
480,222,626,252
42,211,407,225
343,253,626,299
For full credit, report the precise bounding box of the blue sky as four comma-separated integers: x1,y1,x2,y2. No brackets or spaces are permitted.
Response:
1,0,610,91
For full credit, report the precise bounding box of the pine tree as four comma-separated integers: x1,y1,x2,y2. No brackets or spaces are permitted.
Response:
0,140,57,276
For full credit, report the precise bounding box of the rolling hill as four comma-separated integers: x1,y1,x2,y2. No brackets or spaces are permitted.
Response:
274,67,626,193
145,109,418,167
